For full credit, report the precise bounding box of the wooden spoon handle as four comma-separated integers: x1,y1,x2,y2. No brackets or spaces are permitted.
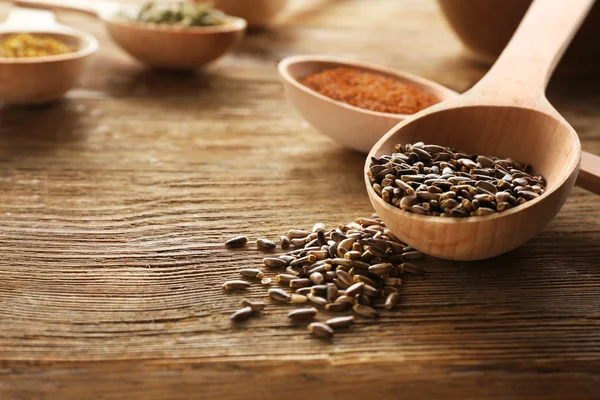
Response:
577,151,600,195
469,0,595,108
11,0,120,19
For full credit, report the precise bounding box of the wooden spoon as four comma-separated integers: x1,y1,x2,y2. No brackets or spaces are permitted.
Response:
0,7,98,104
14,0,247,70
278,55,458,153
365,0,600,261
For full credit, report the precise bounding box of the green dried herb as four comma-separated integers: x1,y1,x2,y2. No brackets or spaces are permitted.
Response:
133,1,228,27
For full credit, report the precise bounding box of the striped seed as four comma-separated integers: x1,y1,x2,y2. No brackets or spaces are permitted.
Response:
368,263,393,276
326,283,339,303
353,274,377,287
336,269,355,287
230,306,254,322
287,229,310,239
307,293,328,306
225,236,248,248
325,302,349,312
308,322,334,339
334,295,356,305
326,316,355,329
288,307,317,321
310,272,324,285
263,257,288,268
289,278,312,289
268,288,291,302
240,299,266,313
295,287,312,296
290,254,317,266
222,280,251,291
257,238,277,250
345,282,365,297
400,262,425,275
290,293,308,303
352,303,379,318
276,274,299,285
385,292,400,310
240,268,264,279
403,250,424,260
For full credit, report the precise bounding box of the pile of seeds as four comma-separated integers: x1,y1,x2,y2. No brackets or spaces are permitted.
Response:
367,143,547,217
222,215,426,339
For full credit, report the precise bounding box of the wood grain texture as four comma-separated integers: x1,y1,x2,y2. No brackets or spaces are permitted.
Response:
0,0,599,399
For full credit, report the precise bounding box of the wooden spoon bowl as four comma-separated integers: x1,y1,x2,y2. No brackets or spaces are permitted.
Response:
365,0,598,261
367,106,579,261
14,0,247,70
0,7,97,105
278,55,458,153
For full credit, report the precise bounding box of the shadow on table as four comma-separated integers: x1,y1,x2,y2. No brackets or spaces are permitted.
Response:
0,100,85,155
101,67,212,98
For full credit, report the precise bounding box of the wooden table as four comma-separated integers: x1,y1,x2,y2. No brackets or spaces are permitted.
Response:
1,1,599,399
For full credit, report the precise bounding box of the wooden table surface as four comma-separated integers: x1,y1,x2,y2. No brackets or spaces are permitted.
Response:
1,1,599,399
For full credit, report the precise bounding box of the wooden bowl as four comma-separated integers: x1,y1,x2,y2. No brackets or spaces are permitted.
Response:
212,0,287,27
278,55,458,153
0,8,98,105
436,0,600,72
106,16,247,70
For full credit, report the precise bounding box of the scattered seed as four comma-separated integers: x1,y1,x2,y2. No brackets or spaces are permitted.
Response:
263,257,288,268
368,263,393,276
353,303,379,318
257,238,277,250
385,292,400,310
307,293,328,306
240,268,264,279
240,299,266,312
222,280,251,291
288,307,318,321
308,322,334,339
230,306,254,322
280,236,291,249
400,262,425,275
345,282,365,297
261,277,272,285
309,271,324,285
326,316,355,329
288,229,310,239
268,288,290,302
325,302,349,312
276,274,299,285
402,251,424,260
225,236,248,248
289,278,312,289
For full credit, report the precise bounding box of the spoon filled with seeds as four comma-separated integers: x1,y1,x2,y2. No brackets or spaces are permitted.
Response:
365,0,600,261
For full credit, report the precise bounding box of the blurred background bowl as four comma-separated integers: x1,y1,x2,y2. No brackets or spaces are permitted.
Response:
212,0,287,27
437,0,600,73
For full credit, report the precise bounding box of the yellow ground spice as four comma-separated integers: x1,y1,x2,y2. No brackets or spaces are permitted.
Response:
0,33,75,58
299,67,440,115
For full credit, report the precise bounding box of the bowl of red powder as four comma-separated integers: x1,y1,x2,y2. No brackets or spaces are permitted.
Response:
278,55,457,153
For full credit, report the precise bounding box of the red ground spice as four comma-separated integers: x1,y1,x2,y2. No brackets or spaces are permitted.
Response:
298,67,440,115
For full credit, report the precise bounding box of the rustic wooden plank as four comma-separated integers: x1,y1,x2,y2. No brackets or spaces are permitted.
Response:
0,0,599,399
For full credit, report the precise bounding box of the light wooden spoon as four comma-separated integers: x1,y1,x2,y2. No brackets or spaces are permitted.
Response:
365,0,600,261
14,0,247,70
0,6,98,104
279,55,458,153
